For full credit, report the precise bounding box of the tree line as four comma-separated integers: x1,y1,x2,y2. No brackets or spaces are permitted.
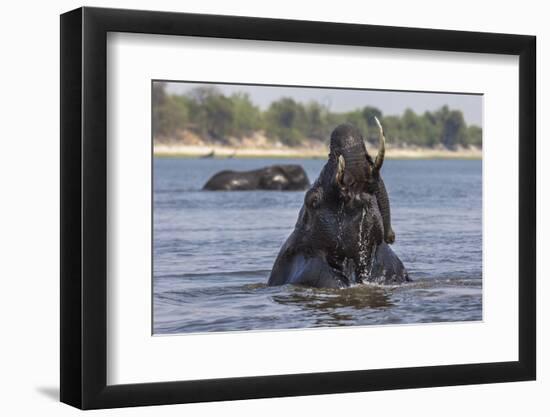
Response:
153,82,482,149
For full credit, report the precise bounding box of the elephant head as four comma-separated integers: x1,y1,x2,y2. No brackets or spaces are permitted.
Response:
268,121,408,288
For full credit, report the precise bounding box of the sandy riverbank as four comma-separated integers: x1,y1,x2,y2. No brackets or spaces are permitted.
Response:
153,143,482,160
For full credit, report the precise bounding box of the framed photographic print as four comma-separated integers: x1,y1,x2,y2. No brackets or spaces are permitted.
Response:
60,6,536,410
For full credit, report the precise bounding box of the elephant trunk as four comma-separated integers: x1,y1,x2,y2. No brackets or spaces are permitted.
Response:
374,177,395,244
340,143,369,188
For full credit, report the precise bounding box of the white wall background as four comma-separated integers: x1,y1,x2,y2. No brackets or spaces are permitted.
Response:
0,0,545,415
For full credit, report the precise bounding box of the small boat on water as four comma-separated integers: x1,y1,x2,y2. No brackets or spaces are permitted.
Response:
201,150,215,159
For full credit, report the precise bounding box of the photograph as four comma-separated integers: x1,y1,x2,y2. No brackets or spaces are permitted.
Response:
53,4,537,412
152,81,483,335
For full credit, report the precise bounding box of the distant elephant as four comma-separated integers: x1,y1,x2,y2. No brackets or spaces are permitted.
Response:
203,165,310,191
268,120,408,288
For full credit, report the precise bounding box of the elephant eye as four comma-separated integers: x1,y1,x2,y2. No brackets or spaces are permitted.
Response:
305,189,322,209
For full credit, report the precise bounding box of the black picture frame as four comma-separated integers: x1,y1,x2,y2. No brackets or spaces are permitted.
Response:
60,6,536,410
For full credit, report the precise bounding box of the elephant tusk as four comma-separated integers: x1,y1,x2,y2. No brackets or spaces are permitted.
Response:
335,154,346,187
373,116,386,172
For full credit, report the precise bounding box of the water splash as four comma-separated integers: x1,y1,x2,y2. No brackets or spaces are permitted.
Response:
358,208,369,280
335,201,345,251
357,208,378,282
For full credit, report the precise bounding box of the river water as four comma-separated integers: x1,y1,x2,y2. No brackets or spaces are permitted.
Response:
153,158,482,334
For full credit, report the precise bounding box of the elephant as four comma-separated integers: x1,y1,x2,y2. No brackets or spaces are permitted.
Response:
203,165,310,191
268,120,409,288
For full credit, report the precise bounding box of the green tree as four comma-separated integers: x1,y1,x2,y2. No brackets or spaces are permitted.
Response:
466,125,483,147
152,82,167,136
380,115,402,146
401,108,426,146
442,110,467,149
265,98,307,146
230,93,261,135
203,94,234,140
184,86,234,141
160,96,189,137
304,101,330,140
152,83,189,138
421,111,441,147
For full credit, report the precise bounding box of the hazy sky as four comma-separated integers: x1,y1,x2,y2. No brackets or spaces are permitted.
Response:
165,82,483,126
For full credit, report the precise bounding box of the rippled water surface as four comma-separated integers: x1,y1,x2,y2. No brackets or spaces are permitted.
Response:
154,158,482,334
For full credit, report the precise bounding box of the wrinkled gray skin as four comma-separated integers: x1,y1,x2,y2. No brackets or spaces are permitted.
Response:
203,165,310,191
268,123,409,288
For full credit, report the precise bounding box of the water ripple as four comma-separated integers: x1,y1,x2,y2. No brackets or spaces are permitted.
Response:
153,158,482,334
